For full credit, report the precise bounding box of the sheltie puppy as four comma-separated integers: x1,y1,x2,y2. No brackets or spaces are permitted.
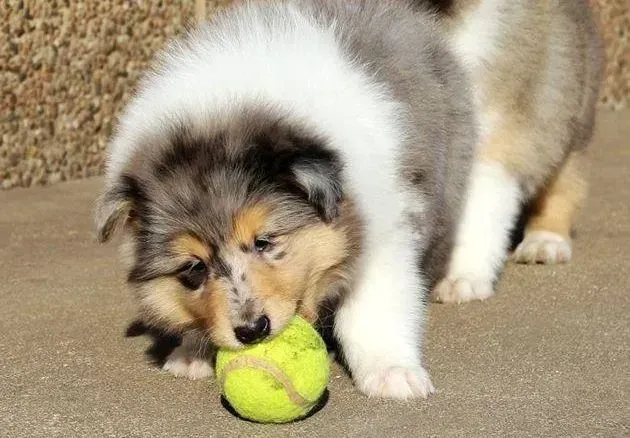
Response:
422,0,603,303
95,0,476,398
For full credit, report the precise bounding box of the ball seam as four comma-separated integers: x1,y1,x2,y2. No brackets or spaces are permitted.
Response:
219,356,313,409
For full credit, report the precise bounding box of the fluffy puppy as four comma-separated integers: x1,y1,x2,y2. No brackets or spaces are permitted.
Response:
95,0,475,399
422,0,604,303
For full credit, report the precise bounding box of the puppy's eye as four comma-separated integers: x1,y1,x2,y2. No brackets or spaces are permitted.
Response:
254,237,273,253
177,259,208,290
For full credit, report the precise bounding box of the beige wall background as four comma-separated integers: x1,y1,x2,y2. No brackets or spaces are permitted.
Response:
1,0,628,190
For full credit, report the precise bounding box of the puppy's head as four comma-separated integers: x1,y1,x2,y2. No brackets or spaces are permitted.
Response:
96,117,357,348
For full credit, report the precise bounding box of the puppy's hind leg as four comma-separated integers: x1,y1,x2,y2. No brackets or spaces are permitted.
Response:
512,150,587,264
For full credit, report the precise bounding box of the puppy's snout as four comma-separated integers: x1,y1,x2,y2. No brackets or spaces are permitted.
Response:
234,315,270,344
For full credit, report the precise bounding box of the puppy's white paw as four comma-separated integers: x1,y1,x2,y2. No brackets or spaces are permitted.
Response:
162,346,213,380
358,365,435,399
432,277,494,303
512,231,572,264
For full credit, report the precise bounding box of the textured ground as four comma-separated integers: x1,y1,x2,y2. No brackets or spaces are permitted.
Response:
0,0,629,190
1,110,628,437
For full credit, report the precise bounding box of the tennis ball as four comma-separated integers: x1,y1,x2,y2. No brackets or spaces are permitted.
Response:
215,316,330,423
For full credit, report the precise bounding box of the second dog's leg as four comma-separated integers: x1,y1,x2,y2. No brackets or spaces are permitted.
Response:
512,150,587,264
432,159,522,303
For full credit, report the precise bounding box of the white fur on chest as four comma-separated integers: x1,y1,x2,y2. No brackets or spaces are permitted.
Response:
449,0,504,140
450,0,503,73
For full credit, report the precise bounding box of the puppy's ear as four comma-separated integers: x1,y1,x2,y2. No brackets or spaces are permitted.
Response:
254,124,344,221
94,175,141,243
288,148,343,222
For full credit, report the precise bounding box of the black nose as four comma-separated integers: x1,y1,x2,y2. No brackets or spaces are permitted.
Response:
234,315,270,344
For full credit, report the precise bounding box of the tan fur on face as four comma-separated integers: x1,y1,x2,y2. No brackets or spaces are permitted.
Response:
230,201,354,332
232,205,269,247
133,233,214,334
136,269,240,347
138,277,198,330
185,278,235,347
250,222,350,326
171,233,211,261
133,199,361,348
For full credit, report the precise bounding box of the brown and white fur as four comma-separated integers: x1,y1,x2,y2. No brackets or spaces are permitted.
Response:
423,0,603,302
95,0,475,399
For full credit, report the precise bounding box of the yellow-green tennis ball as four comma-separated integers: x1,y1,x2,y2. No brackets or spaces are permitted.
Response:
215,316,330,424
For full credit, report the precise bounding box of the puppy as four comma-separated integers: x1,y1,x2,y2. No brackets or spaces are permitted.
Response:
95,0,476,399
423,0,604,303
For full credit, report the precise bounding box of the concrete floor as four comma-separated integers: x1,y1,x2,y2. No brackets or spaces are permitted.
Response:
1,110,628,437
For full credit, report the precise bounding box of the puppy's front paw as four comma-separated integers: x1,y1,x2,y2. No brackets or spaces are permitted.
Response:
512,231,572,264
162,345,213,380
357,365,435,399
432,277,494,303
